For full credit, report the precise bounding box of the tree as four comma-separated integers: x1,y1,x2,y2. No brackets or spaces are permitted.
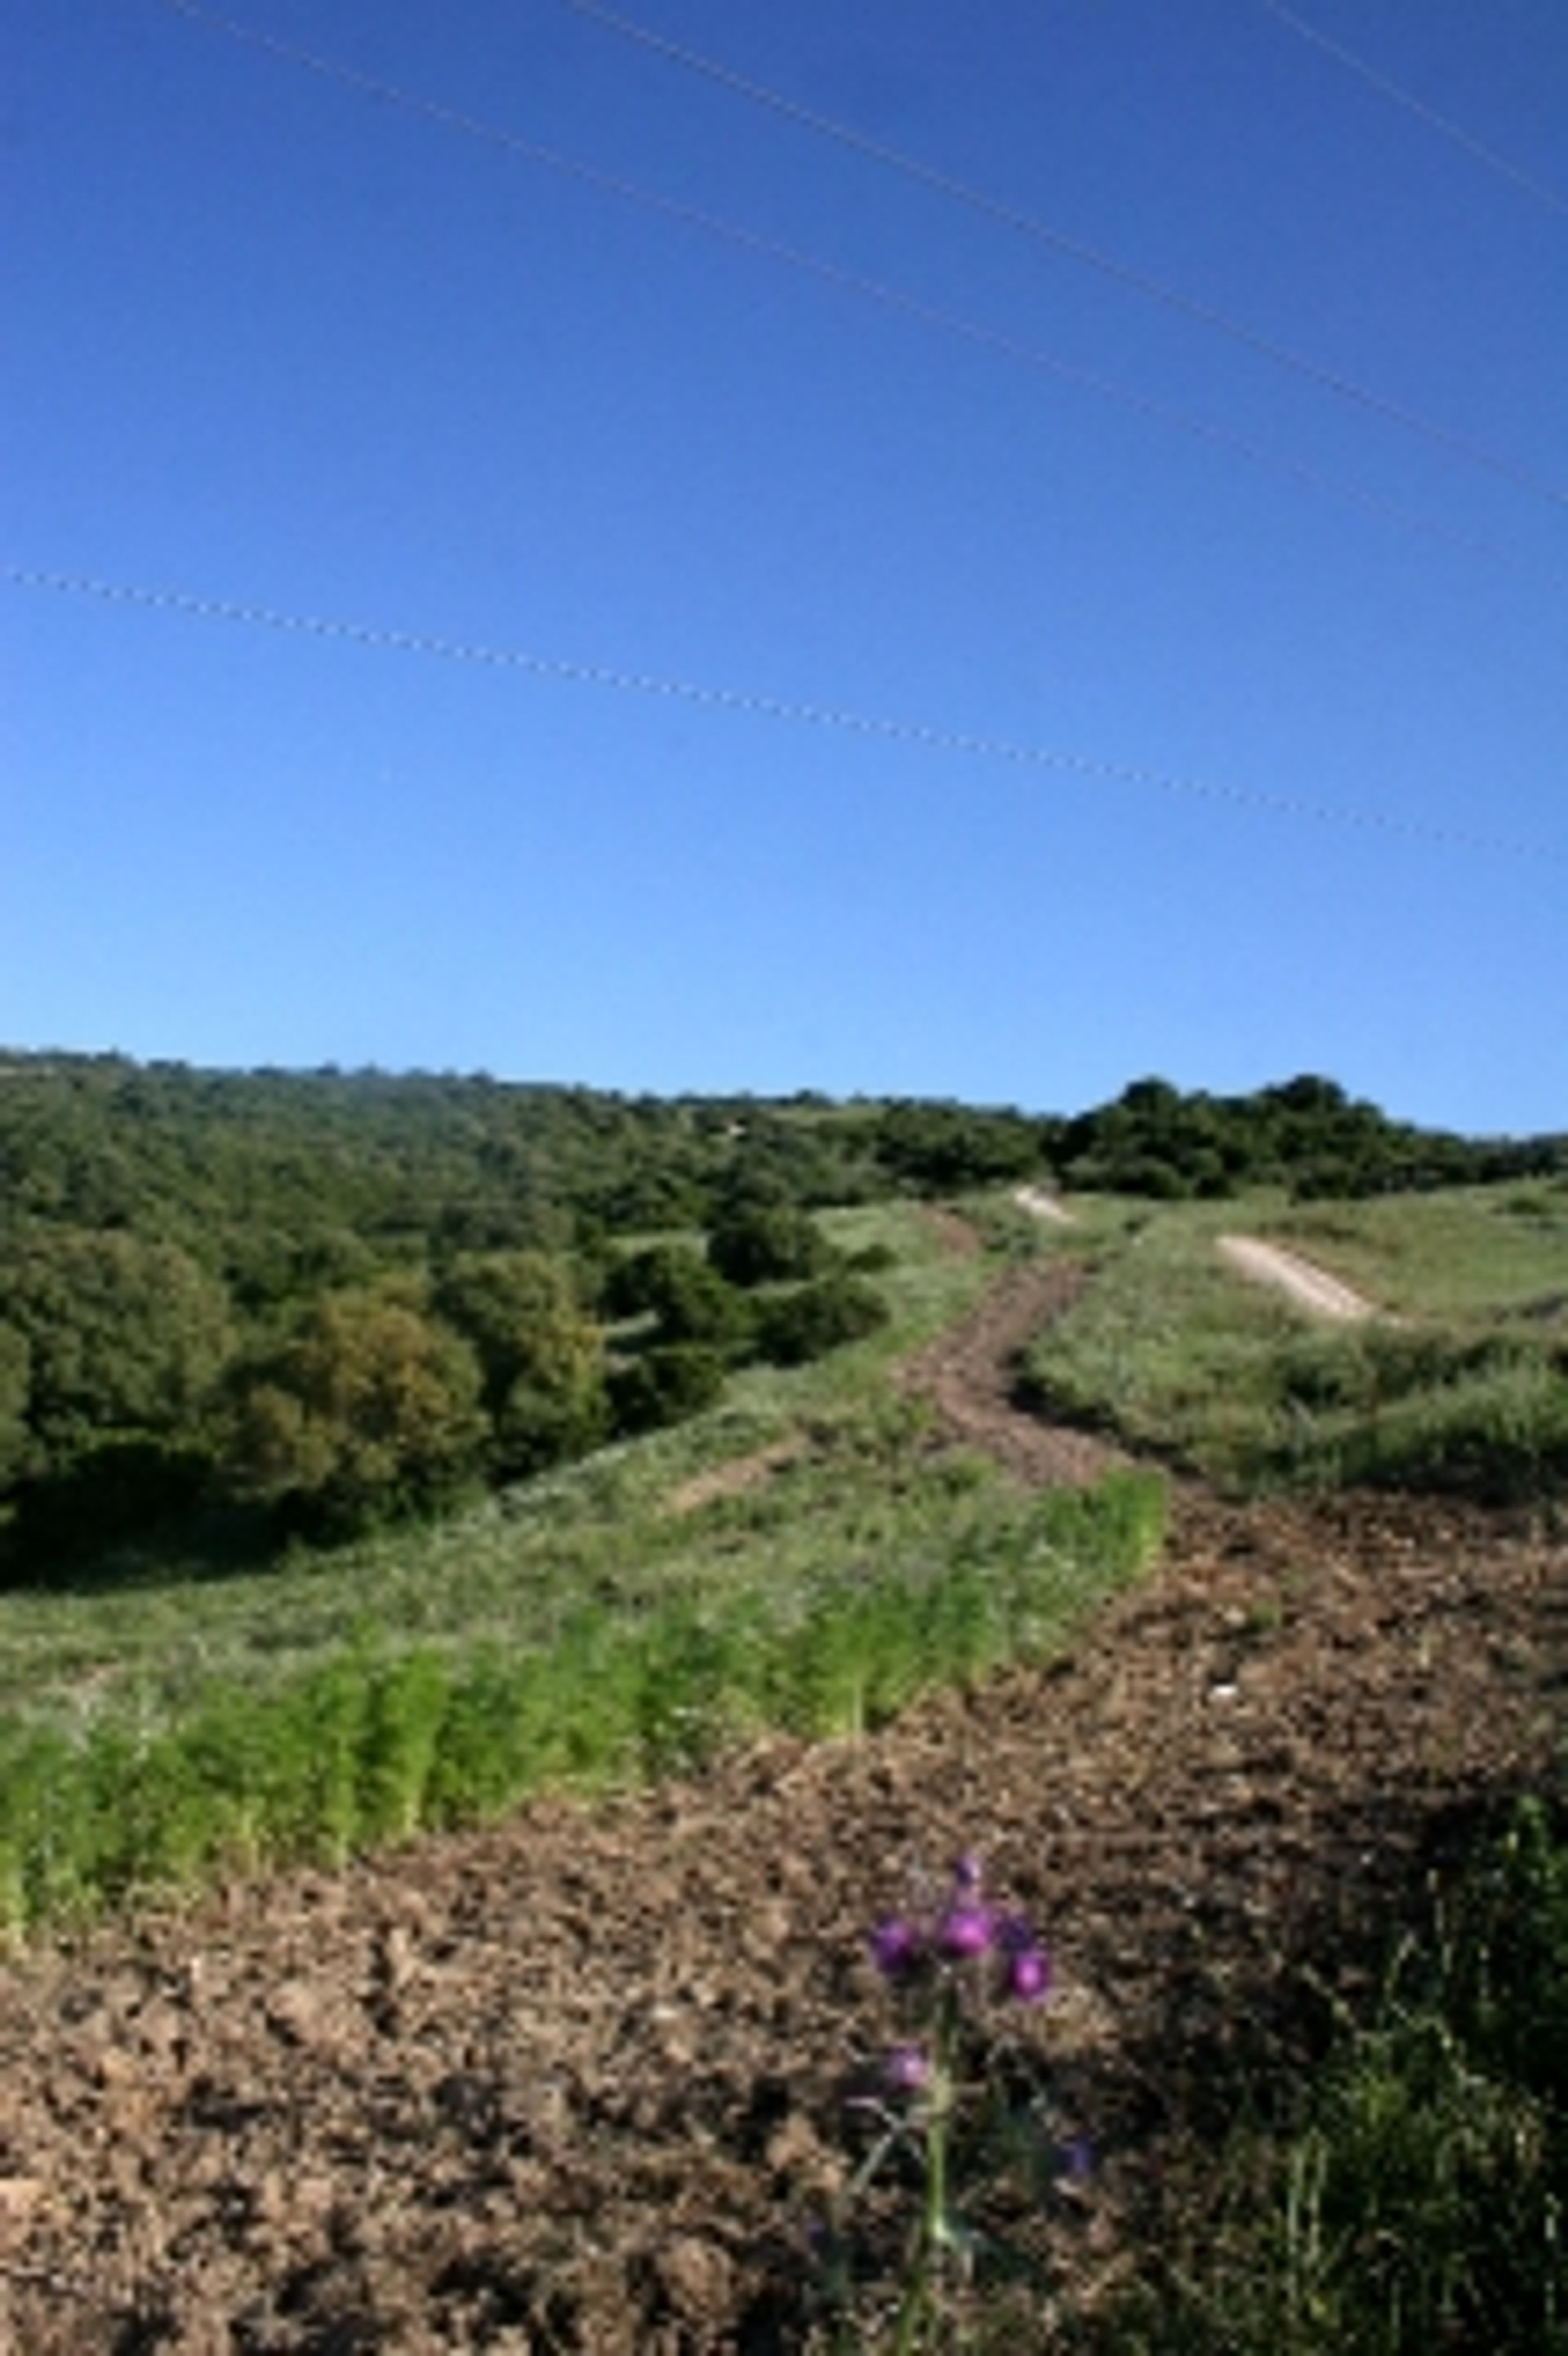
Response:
753,1275,889,1366
0,1227,235,1459
433,1251,608,1477
601,1245,751,1352
706,1204,831,1288
607,1343,727,1436
224,1290,487,1532
0,1321,30,1490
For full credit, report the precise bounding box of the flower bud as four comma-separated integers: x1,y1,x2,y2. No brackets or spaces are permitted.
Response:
869,1917,924,1980
935,1902,995,1960
883,2043,931,2095
1002,1943,1052,2003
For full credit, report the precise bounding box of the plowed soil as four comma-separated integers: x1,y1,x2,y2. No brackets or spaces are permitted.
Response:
2,1258,1565,2352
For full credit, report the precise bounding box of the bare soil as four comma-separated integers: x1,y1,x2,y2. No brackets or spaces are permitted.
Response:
2,1258,1564,2352
1217,1236,1379,1322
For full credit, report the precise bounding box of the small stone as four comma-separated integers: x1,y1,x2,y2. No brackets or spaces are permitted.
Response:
652,2234,735,2322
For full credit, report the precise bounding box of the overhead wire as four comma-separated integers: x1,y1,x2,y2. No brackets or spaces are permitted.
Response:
1262,0,1568,219
562,0,1568,511
5,562,1561,866
158,0,1555,579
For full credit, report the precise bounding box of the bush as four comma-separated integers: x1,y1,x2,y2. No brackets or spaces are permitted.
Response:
607,1343,728,1436
601,1245,752,1352
706,1205,831,1288
753,1275,890,1366
7,1435,215,1570
222,1291,488,1534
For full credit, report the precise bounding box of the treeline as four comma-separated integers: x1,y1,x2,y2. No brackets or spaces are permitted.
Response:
1,1053,1558,1570
1046,1073,1565,1202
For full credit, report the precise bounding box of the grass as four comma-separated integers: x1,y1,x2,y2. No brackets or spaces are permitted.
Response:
1016,1185,1568,1502
1095,1792,1568,2354
0,1203,990,1727
0,1472,1165,1942
0,1199,1169,1939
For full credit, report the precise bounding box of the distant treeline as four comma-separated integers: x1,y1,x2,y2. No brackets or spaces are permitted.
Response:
0,1053,1559,1569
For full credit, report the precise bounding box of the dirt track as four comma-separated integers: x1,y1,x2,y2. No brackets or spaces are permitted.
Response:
2,1261,1563,2351
1217,1236,1379,1321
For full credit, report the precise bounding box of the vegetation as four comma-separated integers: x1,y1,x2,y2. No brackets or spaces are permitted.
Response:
0,1463,1165,1941
1015,1184,1568,1504
0,1049,1563,2342
1049,1071,1564,1204
1098,1793,1568,2355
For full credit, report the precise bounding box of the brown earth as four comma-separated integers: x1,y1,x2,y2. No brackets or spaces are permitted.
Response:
2,1258,1565,2352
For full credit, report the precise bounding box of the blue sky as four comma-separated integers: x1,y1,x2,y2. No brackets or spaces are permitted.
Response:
4,0,1565,1134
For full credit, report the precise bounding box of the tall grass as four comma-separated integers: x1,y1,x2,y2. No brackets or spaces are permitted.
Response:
1098,1793,1568,2354
0,1472,1164,1944
1017,1191,1568,1502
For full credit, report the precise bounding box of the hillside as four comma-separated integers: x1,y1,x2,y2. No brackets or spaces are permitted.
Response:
0,1068,1564,2346
0,1241,1562,2348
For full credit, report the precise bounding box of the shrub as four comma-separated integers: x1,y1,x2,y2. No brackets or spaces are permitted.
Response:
606,1343,728,1436
706,1204,831,1287
222,1290,488,1534
601,1244,752,1351
754,1276,891,1366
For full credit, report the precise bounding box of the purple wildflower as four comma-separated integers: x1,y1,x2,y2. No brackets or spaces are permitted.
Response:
883,2043,931,2095
1002,1942,1052,2004
936,1901,996,1960
951,1852,982,1893
991,1910,1053,2002
870,1917,924,1980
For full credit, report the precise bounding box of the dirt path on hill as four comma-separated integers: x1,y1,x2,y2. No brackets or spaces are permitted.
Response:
896,1258,1122,1489
1218,1235,1380,1321
2,1253,1564,2352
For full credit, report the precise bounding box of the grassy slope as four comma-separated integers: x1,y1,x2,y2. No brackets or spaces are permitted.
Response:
0,1205,981,1726
1016,1178,1568,1500
0,1200,1167,1936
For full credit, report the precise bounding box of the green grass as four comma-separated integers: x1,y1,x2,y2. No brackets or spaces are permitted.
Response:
0,1472,1165,1942
1017,1186,1568,1501
0,1203,991,1728
1095,1793,1568,2355
0,1200,1169,1938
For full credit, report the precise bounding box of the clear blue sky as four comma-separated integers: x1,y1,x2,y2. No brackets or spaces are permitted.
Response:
5,0,1565,1135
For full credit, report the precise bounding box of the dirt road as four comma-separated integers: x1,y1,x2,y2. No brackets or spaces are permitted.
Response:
1218,1235,1379,1321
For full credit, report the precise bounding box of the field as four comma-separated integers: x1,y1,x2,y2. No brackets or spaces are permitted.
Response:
1,1182,1565,2349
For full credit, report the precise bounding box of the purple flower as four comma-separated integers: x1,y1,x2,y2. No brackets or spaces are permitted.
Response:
951,1852,983,1893
870,1917,924,1980
883,2043,931,2095
936,1902,996,1960
1002,1943,1052,2004
992,1911,1053,2002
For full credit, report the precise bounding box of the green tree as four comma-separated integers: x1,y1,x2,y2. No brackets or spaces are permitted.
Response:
607,1342,727,1436
753,1275,889,1366
706,1203,831,1288
601,1244,751,1352
224,1290,487,1532
0,1321,31,1489
0,1227,235,1459
433,1251,608,1477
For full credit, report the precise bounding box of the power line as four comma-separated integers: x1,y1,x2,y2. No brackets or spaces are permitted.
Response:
158,1,1552,577
563,0,1568,511
6,561,1561,866
1263,0,1568,218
